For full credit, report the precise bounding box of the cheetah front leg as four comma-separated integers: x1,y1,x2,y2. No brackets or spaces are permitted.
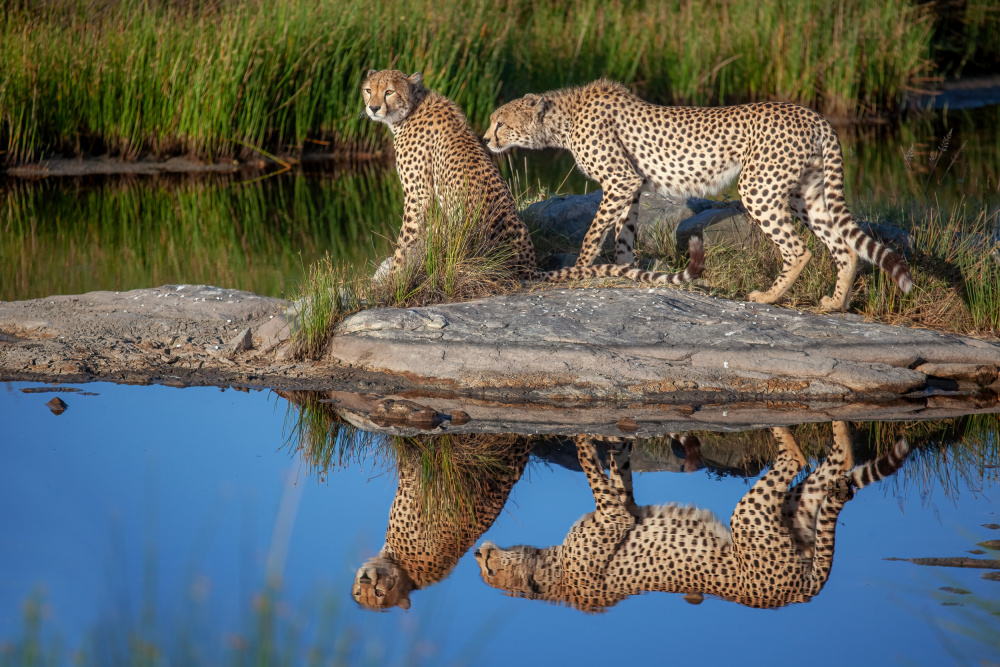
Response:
612,189,643,265
573,436,636,525
376,181,432,284
572,139,644,267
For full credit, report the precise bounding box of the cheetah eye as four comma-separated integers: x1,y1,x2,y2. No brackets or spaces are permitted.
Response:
375,589,385,597
385,90,394,97
496,122,505,129
364,88,371,95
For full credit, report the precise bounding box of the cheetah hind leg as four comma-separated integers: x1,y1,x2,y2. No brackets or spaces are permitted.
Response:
782,421,854,557
740,182,813,305
790,164,859,312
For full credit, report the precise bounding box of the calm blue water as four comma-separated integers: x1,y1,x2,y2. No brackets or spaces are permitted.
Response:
1,382,998,665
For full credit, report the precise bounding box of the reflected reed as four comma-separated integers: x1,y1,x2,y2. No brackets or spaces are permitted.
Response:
0,166,399,301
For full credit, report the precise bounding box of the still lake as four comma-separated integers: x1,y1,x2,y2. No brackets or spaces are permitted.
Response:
1,383,998,665
1,103,1000,664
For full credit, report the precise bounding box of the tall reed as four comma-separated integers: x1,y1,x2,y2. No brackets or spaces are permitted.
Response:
4,0,996,165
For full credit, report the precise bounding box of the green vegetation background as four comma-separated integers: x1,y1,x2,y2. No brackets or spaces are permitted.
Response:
2,0,999,165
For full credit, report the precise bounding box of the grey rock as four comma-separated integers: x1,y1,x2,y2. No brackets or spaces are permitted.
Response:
329,287,1000,402
538,253,579,271
222,327,253,357
675,206,758,249
255,315,292,354
635,192,720,240
524,192,915,259
858,221,914,256
521,191,603,244
338,309,448,335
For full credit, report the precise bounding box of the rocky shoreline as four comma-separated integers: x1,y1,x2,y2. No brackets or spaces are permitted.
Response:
2,283,998,431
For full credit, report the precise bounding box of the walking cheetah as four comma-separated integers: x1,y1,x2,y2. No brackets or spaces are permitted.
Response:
362,70,704,286
474,424,910,611
353,435,531,610
484,80,914,311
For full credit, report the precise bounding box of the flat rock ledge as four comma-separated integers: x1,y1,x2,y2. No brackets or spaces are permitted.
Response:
1,285,999,412
331,287,1000,403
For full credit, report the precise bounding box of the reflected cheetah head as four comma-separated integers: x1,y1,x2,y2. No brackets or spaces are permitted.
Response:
484,94,553,153
361,69,426,127
352,555,414,611
474,540,543,599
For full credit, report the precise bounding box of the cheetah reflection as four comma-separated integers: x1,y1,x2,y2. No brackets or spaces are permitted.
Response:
353,435,530,611
475,423,909,611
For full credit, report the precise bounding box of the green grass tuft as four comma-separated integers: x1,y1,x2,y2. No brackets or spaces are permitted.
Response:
291,200,521,359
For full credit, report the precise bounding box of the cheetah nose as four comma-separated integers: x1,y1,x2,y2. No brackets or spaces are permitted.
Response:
369,105,381,113
474,549,481,557
359,571,372,584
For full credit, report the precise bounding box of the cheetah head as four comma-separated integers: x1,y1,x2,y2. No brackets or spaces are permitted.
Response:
484,94,553,153
352,555,414,611
474,541,543,599
361,69,426,128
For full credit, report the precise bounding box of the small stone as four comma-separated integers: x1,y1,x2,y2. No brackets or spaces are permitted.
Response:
449,410,471,425
616,417,639,432
45,397,68,415
369,399,443,430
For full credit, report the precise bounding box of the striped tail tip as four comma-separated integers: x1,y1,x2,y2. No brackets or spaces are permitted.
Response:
683,235,706,281
850,438,911,489
663,235,706,284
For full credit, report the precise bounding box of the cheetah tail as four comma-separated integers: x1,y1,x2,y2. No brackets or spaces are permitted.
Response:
533,236,705,285
848,438,911,490
820,128,914,294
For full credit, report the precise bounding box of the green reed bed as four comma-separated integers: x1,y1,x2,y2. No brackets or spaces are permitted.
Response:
1,0,508,164
4,0,999,165
511,0,933,119
0,168,398,301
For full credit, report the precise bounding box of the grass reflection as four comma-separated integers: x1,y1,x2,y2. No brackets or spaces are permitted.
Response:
1,581,462,666
0,166,399,302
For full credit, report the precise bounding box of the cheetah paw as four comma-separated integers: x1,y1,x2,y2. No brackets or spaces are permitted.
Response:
819,295,848,312
747,290,777,304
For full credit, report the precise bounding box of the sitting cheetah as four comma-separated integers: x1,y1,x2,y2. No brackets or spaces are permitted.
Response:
474,424,910,611
484,80,914,311
353,435,531,610
362,69,704,286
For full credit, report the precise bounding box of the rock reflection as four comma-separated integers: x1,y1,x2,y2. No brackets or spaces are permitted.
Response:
475,422,911,611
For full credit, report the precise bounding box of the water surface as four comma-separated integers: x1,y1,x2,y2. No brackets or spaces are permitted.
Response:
2,382,997,665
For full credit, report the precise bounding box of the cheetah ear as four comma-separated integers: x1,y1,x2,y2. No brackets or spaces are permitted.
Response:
364,68,377,82
533,97,553,121
523,93,540,106
396,596,411,610
407,72,424,88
